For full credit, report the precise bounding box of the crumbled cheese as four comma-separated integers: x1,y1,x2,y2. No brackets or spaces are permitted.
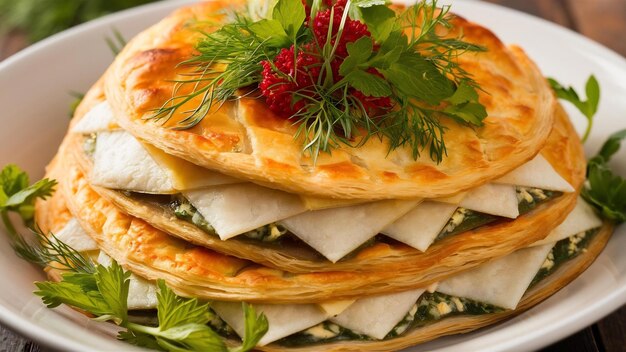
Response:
436,302,452,315
442,207,467,233
541,251,555,271
529,188,547,200
451,297,465,312
567,231,586,255
516,187,534,203
266,224,286,241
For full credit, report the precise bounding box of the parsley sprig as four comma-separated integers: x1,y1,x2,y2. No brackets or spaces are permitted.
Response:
38,273,268,352
152,12,294,129
549,76,625,223
153,0,486,162
0,164,269,351
583,129,626,222
548,75,600,142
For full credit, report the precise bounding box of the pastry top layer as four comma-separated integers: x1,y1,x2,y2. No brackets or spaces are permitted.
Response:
104,1,556,199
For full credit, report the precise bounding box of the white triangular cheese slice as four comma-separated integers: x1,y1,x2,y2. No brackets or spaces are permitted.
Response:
184,183,307,240
91,131,176,193
437,243,553,309
318,300,356,317
212,302,328,346
496,154,574,192
382,201,458,252
280,200,419,262
72,101,120,134
54,218,99,252
459,183,519,218
330,288,425,339
97,252,158,310
532,198,602,246
142,143,241,190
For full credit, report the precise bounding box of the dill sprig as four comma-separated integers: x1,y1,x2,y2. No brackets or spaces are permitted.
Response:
151,13,295,129
153,0,487,163
11,225,96,274
0,164,95,273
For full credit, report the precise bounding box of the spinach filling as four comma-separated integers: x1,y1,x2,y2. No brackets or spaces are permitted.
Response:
167,186,558,248
436,187,558,241
276,228,598,346
530,228,598,287
276,292,503,346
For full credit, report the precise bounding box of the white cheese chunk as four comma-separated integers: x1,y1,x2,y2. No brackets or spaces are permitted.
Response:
496,154,574,192
184,183,307,240
141,143,240,190
91,131,175,193
318,300,356,317
532,198,603,246
460,183,519,218
54,218,99,252
280,200,419,262
437,243,553,309
72,101,119,133
382,201,458,251
97,252,158,310
330,288,425,339
212,302,328,346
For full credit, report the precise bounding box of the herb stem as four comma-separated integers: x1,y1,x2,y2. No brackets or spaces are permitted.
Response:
582,119,593,143
1,210,17,237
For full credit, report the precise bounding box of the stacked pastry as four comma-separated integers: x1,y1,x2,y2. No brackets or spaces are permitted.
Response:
34,1,613,350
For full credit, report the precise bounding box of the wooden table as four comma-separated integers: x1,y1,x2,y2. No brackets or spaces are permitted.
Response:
1,0,625,351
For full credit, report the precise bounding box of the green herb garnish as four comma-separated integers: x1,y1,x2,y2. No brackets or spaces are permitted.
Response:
37,272,268,352
0,164,269,351
548,75,600,142
153,0,486,163
583,129,626,222
549,76,625,222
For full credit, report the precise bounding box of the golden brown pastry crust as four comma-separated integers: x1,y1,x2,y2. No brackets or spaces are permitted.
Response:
104,1,556,199
67,99,585,275
35,189,613,350
45,106,582,303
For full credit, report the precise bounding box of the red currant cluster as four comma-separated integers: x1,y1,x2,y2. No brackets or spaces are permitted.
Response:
259,0,392,118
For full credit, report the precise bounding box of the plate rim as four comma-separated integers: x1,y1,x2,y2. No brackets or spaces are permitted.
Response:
0,0,624,351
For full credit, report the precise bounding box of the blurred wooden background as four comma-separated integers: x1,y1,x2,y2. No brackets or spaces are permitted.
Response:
1,0,625,351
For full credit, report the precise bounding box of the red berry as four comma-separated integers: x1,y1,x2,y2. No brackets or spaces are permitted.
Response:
259,0,391,119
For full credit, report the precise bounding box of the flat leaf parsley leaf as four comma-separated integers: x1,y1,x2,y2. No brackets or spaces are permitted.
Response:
548,75,600,142
583,129,626,222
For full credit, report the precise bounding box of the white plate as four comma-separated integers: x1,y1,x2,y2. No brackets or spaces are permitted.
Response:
0,0,624,351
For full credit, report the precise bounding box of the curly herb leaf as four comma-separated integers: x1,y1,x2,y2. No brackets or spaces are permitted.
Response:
582,129,626,222
0,165,267,351
35,261,130,323
0,164,56,223
548,75,600,142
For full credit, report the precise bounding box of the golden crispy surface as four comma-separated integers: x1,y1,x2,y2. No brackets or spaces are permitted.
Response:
37,173,613,349
68,99,585,275
104,1,556,199
46,101,582,303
